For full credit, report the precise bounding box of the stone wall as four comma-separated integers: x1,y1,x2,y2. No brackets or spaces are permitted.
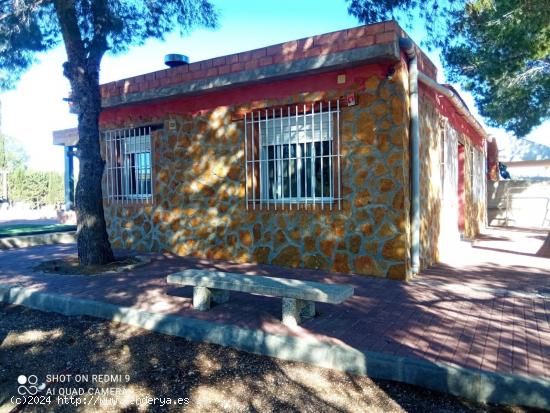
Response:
463,139,486,239
418,90,486,268
418,93,443,268
102,65,413,280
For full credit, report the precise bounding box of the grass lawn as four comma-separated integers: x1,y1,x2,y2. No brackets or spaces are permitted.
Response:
0,303,531,413
0,224,76,238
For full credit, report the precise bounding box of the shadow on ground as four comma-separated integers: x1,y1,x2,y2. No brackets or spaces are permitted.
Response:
0,303,535,413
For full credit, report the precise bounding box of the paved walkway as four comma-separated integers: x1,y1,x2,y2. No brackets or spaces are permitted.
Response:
0,227,548,380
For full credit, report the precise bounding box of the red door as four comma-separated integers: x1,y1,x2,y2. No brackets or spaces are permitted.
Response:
457,144,465,232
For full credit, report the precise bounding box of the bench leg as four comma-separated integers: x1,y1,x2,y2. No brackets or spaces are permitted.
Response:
211,288,230,304
301,300,316,318
193,287,230,311
193,286,211,311
282,298,315,326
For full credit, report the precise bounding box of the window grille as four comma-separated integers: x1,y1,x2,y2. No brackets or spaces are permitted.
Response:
244,100,342,210
103,125,158,203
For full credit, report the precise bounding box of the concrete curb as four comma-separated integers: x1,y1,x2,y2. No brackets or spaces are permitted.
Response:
0,284,548,409
0,232,76,250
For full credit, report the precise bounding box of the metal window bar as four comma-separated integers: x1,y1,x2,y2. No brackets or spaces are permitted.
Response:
303,103,307,209
311,103,316,208
294,105,299,207
272,108,277,211
148,126,153,204
251,111,256,209
277,111,282,206
133,128,138,200
320,101,324,210
244,113,249,210
124,128,129,203
244,100,342,210
337,99,341,210
288,106,292,210
108,131,114,203
138,128,143,200
328,100,333,210
260,110,264,210
123,128,128,203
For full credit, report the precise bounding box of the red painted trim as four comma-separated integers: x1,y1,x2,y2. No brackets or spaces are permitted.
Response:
419,83,484,150
100,64,390,127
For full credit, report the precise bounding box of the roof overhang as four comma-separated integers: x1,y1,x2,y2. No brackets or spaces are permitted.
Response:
53,128,79,147
101,42,401,109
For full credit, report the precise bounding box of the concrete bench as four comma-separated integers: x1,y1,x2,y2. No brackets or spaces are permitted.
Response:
167,269,354,326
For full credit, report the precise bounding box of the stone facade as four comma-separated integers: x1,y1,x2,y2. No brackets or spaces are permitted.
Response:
463,139,486,240
418,88,486,268
418,92,443,268
102,64,413,280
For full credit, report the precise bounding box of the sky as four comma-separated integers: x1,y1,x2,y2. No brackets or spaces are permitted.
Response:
0,0,548,173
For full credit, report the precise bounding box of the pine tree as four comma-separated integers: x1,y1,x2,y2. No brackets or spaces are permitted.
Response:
1,1,217,264
346,0,549,137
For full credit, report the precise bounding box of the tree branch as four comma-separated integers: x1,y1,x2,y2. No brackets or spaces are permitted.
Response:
87,0,109,69
52,0,85,80
0,0,52,23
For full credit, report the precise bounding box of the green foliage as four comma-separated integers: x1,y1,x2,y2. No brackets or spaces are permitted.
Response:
1,0,218,264
0,0,218,90
7,168,64,207
346,0,550,137
0,2,59,90
346,0,463,48
443,0,550,137
46,170,64,205
7,167,26,201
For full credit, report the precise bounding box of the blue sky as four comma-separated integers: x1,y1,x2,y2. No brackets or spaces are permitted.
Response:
0,0,547,173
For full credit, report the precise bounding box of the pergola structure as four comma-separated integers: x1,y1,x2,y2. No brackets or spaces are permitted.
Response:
52,128,77,210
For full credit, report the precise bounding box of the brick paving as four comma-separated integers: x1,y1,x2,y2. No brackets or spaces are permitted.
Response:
0,227,548,379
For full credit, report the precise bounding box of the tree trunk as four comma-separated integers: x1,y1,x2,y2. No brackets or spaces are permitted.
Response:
54,0,114,266
73,83,115,266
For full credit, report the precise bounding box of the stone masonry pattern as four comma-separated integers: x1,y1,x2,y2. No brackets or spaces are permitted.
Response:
418,90,485,268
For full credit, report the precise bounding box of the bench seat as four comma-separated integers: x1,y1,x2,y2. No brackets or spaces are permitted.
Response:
167,269,354,326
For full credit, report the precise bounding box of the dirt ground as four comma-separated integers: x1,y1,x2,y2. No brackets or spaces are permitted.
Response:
0,303,540,413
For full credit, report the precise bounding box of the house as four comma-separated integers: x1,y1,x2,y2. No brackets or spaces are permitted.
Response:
54,21,488,280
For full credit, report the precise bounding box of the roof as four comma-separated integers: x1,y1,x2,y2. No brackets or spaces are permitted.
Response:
52,128,78,146
99,20,437,109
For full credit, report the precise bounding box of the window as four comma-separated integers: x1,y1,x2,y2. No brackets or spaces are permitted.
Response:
244,101,342,210
103,125,159,203
471,147,485,203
